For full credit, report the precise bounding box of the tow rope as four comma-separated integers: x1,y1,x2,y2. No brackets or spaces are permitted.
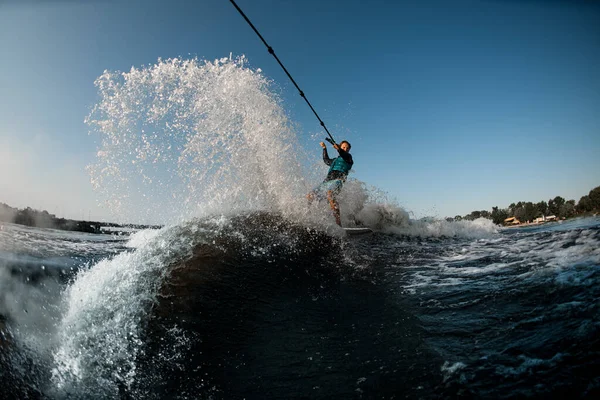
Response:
229,0,337,145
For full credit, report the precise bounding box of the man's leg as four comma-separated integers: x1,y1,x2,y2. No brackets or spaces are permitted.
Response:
327,190,341,226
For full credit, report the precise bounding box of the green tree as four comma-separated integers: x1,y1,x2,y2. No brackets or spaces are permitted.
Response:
577,195,593,213
463,210,492,221
589,186,600,210
560,200,576,218
523,202,538,222
491,206,509,225
548,196,565,217
513,202,526,221
536,201,548,216
464,211,482,221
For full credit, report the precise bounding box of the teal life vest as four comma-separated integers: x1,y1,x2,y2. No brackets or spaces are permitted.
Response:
328,156,352,176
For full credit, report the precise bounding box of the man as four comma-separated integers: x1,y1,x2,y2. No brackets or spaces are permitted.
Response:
307,140,353,226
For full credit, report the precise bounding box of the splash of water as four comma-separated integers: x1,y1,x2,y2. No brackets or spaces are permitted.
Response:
86,56,311,224
85,54,488,235
50,221,208,397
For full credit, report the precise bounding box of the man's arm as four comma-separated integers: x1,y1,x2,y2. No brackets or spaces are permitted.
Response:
320,142,333,166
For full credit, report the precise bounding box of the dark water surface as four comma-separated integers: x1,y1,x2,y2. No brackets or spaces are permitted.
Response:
1,216,599,399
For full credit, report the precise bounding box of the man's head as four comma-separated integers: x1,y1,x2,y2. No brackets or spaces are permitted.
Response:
340,140,351,152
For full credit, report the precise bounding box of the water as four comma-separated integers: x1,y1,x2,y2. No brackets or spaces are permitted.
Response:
2,217,598,398
1,56,598,399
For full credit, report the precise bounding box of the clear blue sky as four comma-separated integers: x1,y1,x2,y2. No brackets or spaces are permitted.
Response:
1,0,598,222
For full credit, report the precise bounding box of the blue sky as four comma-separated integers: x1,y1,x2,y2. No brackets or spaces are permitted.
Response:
1,0,598,222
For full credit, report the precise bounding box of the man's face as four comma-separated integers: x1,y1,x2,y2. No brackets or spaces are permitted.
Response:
340,142,350,152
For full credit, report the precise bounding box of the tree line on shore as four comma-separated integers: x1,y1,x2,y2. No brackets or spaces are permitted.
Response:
0,203,161,233
453,185,600,225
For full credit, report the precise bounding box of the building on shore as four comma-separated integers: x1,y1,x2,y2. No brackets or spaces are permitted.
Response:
504,217,521,226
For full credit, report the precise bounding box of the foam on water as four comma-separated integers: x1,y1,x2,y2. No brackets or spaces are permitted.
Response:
393,219,600,396
50,222,207,396
398,217,499,239
125,228,163,249
403,221,600,292
355,207,499,239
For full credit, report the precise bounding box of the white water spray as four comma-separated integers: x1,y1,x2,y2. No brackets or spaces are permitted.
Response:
87,56,311,224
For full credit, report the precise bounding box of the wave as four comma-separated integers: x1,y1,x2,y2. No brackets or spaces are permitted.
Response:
42,212,448,398
49,213,335,397
399,219,600,398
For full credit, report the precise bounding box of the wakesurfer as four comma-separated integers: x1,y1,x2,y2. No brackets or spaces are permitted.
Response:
307,140,353,226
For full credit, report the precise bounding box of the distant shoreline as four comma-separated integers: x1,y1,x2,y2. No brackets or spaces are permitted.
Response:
2,200,598,235
0,203,161,234
503,213,598,229
503,220,556,229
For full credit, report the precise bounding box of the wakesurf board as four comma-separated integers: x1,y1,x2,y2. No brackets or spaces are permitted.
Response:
343,227,373,235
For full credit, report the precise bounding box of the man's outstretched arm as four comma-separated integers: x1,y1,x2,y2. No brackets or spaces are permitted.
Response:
320,142,333,166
